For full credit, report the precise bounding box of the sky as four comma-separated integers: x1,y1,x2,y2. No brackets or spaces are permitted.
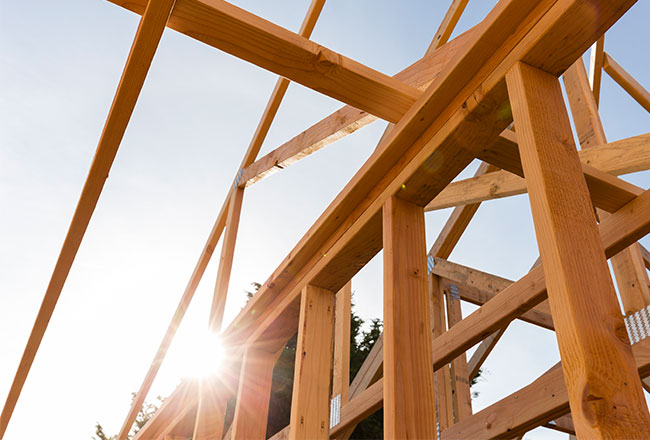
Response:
1,0,650,439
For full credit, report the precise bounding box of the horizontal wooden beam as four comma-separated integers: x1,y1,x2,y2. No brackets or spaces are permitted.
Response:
426,132,650,210
108,0,420,123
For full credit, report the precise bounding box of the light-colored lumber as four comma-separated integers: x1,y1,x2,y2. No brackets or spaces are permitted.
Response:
467,328,505,379
231,347,276,440
589,36,605,106
289,285,335,440
209,186,244,331
603,52,650,114
444,288,472,421
442,336,650,439
193,377,228,440
506,60,650,437
564,58,607,148
612,244,650,314
0,1,177,438
428,0,470,51
383,196,436,438
109,0,420,123
425,132,650,211
543,414,575,435
333,281,352,403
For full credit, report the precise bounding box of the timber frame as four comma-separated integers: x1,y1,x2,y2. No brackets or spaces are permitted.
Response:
3,0,650,438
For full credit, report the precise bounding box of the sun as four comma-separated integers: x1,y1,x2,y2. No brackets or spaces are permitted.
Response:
171,330,226,379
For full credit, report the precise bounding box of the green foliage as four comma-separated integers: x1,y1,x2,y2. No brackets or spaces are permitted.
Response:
93,394,164,440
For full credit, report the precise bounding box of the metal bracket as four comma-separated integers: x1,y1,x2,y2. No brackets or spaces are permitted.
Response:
329,393,341,429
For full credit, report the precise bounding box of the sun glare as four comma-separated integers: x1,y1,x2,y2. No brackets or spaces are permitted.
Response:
177,331,226,379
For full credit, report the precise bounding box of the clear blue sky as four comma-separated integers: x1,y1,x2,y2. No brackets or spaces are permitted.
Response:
1,1,650,438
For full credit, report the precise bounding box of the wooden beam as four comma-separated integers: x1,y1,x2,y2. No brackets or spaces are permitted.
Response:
543,414,575,435
426,132,650,211
507,60,650,437
193,377,228,440
442,335,650,439
230,347,276,440
589,36,605,106
333,282,352,403
603,52,650,114
383,196,436,438
428,0,470,52
564,58,607,148
238,28,476,188
289,285,335,440
0,1,177,438
108,0,420,124
467,328,505,379
444,287,473,421
209,186,244,331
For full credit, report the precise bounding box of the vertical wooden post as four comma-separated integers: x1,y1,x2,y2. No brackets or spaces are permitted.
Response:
333,281,352,404
383,195,436,439
231,346,276,440
430,274,454,429
193,377,228,440
445,287,472,421
288,285,335,440
564,59,650,315
507,61,650,438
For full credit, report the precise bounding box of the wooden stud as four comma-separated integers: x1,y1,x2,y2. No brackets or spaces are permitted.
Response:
193,377,228,440
589,36,605,106
333,281,352,403
506,60,650,438
383,196,436,439
289,285,335,440
603,52,650,114
444,288,472,421
231,347,276,440
430,274,454,430
428,0,470,52
209,186,245,331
